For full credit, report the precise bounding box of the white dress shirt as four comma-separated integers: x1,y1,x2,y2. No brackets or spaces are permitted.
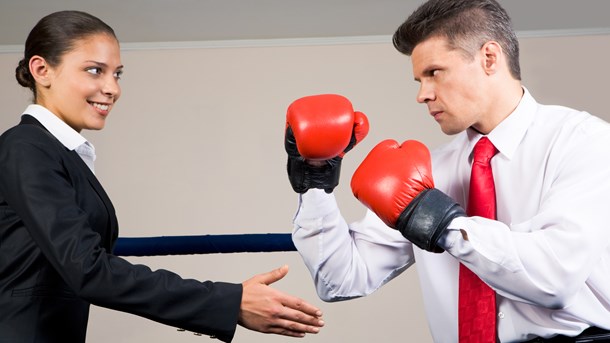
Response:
22,104,96,173
292,88,610,342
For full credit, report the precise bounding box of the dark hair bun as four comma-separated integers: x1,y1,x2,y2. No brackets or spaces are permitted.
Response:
15,58,34,89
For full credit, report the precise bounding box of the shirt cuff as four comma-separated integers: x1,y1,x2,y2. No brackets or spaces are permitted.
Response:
294,189,339,220
438,216,470,252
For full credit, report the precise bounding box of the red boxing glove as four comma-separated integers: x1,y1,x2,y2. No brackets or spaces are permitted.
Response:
285,94,369,193
351,139,464,252
351,140,433,227
286,94,368,160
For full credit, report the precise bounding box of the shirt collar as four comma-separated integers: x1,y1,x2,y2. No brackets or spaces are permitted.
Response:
467,87,536,160
22,104,89,151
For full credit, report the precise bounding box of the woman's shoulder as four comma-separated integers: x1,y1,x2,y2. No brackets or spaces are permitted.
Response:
0,120,62,156
1,119,54,141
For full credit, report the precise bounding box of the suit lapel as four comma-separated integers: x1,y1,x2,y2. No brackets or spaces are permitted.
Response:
19,115,119,248
65,150,119,245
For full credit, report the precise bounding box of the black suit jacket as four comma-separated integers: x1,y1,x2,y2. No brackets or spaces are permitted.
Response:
0,115,242,343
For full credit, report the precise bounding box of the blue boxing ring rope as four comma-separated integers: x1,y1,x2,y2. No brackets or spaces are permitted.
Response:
114,233,296,256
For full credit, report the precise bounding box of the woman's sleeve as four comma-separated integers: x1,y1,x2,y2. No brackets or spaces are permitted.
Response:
0,128,241,342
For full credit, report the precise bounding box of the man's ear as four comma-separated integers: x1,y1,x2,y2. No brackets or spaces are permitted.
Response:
481,41,502,75
29,55,52,87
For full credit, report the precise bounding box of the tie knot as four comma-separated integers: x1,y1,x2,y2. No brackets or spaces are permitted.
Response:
473,137,498,164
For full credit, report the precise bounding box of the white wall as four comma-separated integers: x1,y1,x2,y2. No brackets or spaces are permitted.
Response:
0,33,609,343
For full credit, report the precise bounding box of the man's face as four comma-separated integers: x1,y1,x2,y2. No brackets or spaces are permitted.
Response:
411,35,489,135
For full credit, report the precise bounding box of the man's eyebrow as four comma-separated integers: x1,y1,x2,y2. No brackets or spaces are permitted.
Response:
414,65,440,82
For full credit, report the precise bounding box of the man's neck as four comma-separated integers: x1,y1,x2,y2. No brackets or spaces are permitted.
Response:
475,81,524,134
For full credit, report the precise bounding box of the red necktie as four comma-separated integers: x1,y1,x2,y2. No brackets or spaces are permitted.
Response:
458,137,498,343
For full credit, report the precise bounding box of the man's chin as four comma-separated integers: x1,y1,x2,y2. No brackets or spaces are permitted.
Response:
439,124,463,136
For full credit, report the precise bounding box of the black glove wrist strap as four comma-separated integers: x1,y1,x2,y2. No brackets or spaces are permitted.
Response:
287,156,342,194
395,188,466,253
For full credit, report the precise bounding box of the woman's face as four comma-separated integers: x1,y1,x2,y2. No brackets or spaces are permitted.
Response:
36,33,123,132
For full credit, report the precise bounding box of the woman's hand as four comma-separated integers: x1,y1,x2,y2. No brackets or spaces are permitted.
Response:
239,265,324,337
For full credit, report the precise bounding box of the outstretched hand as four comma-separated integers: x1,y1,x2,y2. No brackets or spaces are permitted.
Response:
239,265,324,337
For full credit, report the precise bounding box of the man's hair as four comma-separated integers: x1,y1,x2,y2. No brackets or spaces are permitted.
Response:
393,0,521,80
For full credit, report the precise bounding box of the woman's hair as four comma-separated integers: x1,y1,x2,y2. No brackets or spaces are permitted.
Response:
392,0,521,80
15,10,117,99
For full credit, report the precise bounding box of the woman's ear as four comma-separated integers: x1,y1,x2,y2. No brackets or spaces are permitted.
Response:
29,55,52,87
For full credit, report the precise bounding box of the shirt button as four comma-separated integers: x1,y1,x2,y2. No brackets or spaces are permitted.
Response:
498,312,505,319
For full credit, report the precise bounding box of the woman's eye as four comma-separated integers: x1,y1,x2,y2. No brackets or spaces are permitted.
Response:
114,70,123,80
86,67,102,75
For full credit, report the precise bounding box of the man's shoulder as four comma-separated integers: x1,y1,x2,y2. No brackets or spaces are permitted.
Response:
533,104,610,141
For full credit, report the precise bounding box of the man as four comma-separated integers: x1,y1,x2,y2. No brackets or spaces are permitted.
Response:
283,0,610,342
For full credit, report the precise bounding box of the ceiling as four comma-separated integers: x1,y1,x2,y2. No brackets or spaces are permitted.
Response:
1,0,610,49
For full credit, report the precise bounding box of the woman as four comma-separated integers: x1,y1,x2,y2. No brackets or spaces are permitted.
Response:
0,10,323,342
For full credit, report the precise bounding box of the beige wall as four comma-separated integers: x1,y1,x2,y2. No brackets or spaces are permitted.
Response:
0,34,609,343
